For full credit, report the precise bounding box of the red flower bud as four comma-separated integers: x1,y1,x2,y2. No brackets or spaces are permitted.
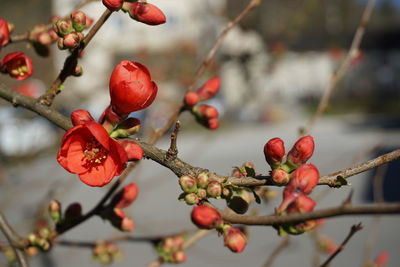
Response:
1,52,33,80
206,181,222,198
63,32,80,49
57,122,128,187
129,2,166,26
196,172,209,188
264,137,285,168
375,252,389,267
191,205,222,229
287,135,314,167
196,77,220,101
271,168,289,184
71,109,95,126
198,104,219,119
71,11,86,32
223,227,247,253
121,217,135,232
207,118,219,130
287,163,319,194
53,20,73,37
37,32,52,45
0,19,10,49
109,60,158,114
102,0,123,11
85,16,94,28
48,200,62,223
318,236,338,255
108,208,134,232
171,251,186,263
110,183,138,209
179,175,197,193
197,188,207,199
184,193,199,205
116,140,143,161
286,194,316,213
184,92,199,106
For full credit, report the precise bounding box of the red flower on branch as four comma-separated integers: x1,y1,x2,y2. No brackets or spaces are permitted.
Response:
1,52,33,80
0,19,10,49
109,60,158,114
102,0,123,11
57,121,128,187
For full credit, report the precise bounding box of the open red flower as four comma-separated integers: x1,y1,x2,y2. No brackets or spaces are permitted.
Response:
57,121,128,187
0,19,10,49
109,60,158,114
1,52,33,80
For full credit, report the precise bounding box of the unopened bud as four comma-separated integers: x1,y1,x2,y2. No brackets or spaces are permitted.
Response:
207,118,219,130
37,32,52,45
121,217,135,232
264,137,285,169
191,205,222,229
287,163,319,194
102,0,124,11
71,11,86,32
63,32,80,49
196,172,209,188
198,104,219,119
271,168,290,185
287,136,315,168
179,175,197,194
72,65,83,76
71,109,94,126
48,200,61,223
171,251,186,263
184,92,199,106
110,183,138,209
206,181,222,198
222,187,233,199
223,226,247,253
128,2,166,26
184,193,199,205
197,188,207,199
53,20,73,37
287,194,316,213
196,77,220,101
57,38,65,50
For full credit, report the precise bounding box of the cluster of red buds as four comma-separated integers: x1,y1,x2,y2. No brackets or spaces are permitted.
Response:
191,205,247,253
184,77,220,130
156,234,186,263
27,22,58,57
100,183,138,232
20,219,56,256
53,11,93,50
0,52,33,80
57,60,158,187
264,136,319,235
92,241,123,265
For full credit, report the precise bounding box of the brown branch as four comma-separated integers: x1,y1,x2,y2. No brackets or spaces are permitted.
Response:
148,0,261,144
319,223,363,267
0,212,29,267
145,230,211,267
165,121,181,161
304,0,377,134
38,8,113,106
222,203,400,226
262,236,290,267
1,84,400,190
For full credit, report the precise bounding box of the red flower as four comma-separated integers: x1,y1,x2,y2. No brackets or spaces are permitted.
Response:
1,52,33,80
129,2,166,26
223,227,247,253
191,205,222,229
287,135,314,167
109,60,158,114
287,163,319,194
0,19,10,49
57,121,128,187
102,0,123,11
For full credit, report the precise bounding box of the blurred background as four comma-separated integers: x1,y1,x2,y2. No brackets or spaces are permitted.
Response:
0,0,400,266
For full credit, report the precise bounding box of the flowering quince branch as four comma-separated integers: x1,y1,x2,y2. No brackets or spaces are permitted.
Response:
0,212,29,267
303,0,377,134
319,223,363,267
38,8,113,106
165,121,181,161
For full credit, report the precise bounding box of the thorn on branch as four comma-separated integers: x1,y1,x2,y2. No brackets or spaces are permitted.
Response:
166,121,181,161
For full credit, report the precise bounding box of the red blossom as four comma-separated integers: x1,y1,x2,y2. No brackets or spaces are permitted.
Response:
129,2,166,26
57,121,128,187
102,0,124,11
1,52,33,80
287,135,315,166
109,60,158,114
191,205,222,229
0,19,10,49
287,163,319,194
264,137,285,168
223,227,247,253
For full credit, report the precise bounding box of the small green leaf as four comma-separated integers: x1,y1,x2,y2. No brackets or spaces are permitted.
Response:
335,176,349,186
245,166,256,177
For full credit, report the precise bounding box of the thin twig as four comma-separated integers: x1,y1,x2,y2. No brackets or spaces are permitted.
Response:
38,8,113,106
262,236,290,267
304,0,377,134
319,223,363,267
0,212,29,267
222,203,400,226
165,121,181,161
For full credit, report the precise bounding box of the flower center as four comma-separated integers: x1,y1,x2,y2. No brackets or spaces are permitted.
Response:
83,139,108,164
7,59,28,77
